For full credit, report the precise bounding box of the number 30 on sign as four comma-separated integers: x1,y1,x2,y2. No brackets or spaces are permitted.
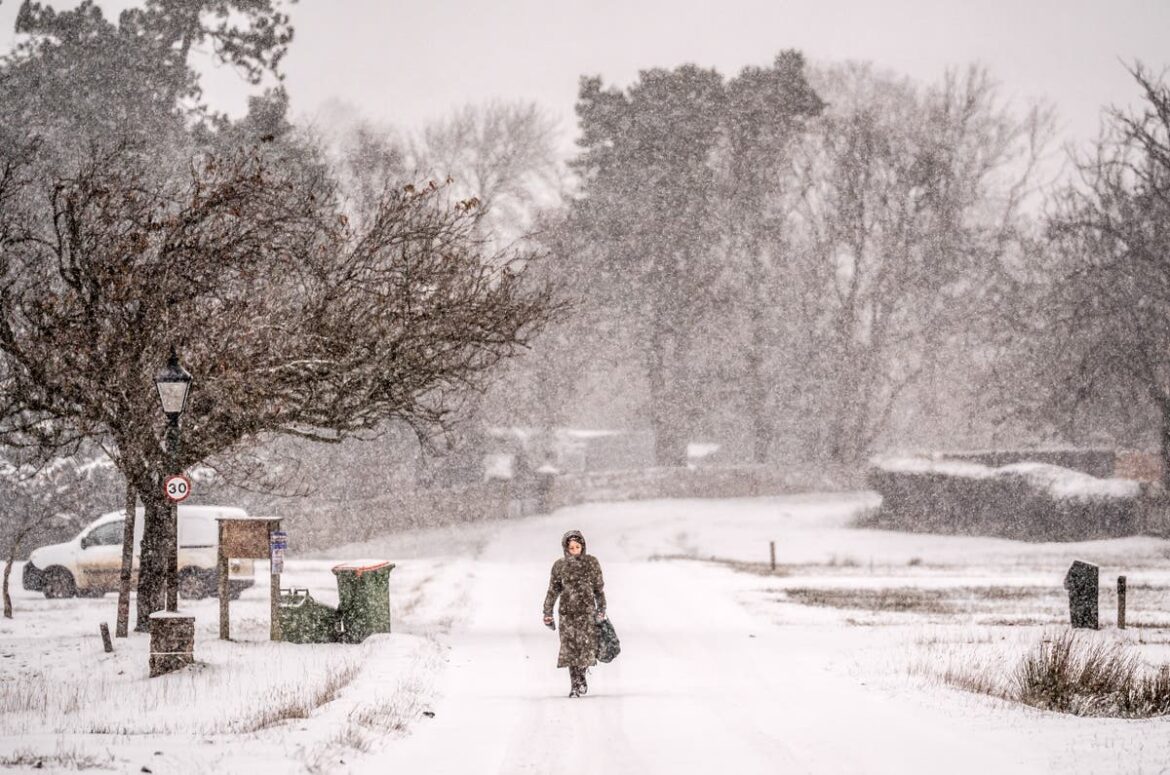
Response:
164,475,192,503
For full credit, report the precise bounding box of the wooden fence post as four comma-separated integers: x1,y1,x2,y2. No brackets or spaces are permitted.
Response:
1118,575,1127,630
218,521,230,640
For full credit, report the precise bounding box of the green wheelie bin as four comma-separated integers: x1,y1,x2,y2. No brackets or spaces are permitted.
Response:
332,560,395,644
278,588,341,644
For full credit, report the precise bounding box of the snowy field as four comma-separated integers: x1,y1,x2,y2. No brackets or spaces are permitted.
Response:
2,493,1170,773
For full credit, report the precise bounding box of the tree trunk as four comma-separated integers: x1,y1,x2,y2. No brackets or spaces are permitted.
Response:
740,233,773,465
4,529,30,619
647,327,687,467
747,275,772,464
116,480,137,637
3,551,14,619
746,323,770,464
135,489,169,632
652,412,688,467
1161,399,1170,492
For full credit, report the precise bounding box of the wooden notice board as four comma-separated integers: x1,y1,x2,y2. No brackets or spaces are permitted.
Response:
220,519,273,558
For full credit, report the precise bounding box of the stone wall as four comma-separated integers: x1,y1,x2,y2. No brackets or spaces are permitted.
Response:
287,463,859,550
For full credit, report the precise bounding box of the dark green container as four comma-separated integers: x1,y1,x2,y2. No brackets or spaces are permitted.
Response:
332,560,395,644
278,588,340,644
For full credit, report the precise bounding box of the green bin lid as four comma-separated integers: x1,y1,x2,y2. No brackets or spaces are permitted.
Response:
331,559,393,576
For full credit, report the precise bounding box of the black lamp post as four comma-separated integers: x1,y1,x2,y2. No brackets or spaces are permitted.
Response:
155,348,192,612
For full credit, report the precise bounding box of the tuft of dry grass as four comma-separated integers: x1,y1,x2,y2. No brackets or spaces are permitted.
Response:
826,554,862,568
0,746,112,770
1012,632,1170,717
239,661,361,733
648,553,792,576
929,631,1170,718
786,587,952,614
780,586,1067,620
941,662,1004,697
329,723,372,753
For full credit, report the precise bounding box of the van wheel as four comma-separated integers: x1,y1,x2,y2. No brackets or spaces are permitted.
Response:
178,568,210,600
43,568,77,599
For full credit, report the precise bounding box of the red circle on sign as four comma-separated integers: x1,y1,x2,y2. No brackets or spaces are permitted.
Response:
164,475,192,503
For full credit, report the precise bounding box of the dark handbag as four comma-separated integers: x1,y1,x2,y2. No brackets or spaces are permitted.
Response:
596,617,621,663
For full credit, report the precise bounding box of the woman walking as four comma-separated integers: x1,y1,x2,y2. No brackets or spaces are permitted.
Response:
542,529,606,698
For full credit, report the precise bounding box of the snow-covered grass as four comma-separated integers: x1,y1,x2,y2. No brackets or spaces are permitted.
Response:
0,541,473,772
0,636,362,735
3,492,1170,773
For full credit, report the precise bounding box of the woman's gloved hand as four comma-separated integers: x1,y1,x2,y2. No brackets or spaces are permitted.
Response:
543,615,555,630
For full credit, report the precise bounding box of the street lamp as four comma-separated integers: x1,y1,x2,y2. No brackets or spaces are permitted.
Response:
156,349,193,417
155,348,192,612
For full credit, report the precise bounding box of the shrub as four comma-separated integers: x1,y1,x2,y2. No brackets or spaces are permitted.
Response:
1013,632,1170,717
865,456,1141,540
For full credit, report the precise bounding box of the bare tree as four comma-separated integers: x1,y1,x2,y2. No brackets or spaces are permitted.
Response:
416,100,565,243
0,454,121,618
1033,65,1170,486
324,120,410,228
0,139,560,629
790,64,1052,462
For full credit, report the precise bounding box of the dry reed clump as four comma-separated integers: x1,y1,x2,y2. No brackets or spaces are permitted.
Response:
239,661,361,733
349,673,428,734
1013,632,1170,717
0,747,111,770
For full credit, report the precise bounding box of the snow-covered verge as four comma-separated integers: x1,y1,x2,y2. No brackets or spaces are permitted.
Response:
0,545,480,772
3,494,1170,773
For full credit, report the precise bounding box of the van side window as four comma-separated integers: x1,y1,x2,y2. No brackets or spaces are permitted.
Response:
86,521,124,547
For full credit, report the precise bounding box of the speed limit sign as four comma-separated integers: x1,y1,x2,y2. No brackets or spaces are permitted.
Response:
164,474,192,503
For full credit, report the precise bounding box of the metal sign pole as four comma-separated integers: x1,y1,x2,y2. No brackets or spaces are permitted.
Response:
217,521,230,640
270,525,286,641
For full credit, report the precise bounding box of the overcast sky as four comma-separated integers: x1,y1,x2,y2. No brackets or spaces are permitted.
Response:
2,0,1167,154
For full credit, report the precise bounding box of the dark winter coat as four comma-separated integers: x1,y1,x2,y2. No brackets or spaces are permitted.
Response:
543,529,606,668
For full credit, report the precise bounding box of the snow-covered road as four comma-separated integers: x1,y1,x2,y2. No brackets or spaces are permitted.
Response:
359,500,1058,775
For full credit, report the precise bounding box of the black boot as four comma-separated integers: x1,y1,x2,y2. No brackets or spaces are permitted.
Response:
569,667,584,698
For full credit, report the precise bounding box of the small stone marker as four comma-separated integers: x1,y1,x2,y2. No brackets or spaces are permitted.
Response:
100,622,114,653
149,611,195,677
1063,560,1099,629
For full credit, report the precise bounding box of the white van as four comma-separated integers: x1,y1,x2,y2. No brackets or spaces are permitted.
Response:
22,505,256,600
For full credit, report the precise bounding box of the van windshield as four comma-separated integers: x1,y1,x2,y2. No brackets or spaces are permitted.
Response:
85,521,123,547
